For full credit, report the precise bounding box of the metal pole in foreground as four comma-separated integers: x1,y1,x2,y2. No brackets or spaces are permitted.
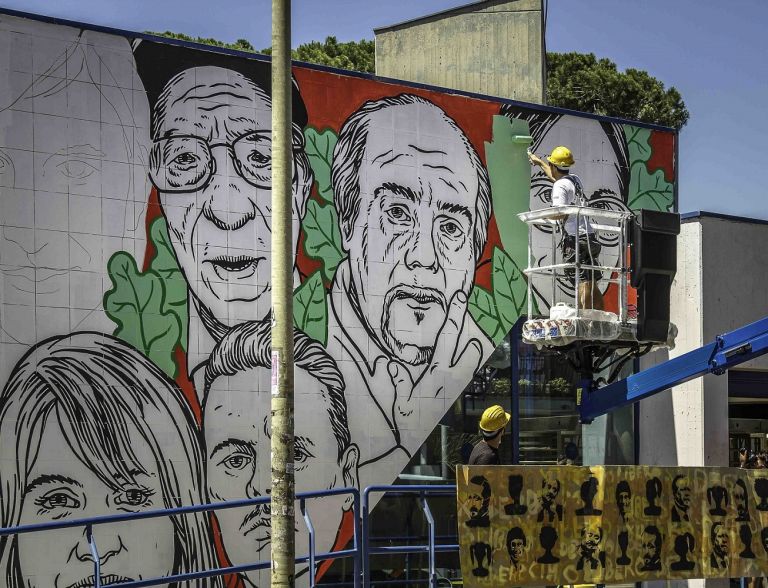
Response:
270,1,295,587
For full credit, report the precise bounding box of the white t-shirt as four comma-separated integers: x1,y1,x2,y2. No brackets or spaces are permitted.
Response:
551,174,593,236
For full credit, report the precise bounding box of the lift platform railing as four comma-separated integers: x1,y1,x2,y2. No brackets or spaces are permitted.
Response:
362,485,459,588
519,205,634,322
0,487,361,588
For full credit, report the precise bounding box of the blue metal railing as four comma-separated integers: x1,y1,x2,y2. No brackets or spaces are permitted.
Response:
0,487,361,588
362,485,459,588
0,484,461,588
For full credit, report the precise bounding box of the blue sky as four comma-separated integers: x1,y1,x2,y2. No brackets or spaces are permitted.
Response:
3,0,766,219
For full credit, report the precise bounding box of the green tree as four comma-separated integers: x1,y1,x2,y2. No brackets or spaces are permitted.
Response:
146,32,687,128
262,36,375,73
546,52,688,129
146,30,256,52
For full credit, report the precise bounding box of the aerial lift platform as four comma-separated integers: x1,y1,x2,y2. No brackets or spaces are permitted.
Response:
519,203,768,423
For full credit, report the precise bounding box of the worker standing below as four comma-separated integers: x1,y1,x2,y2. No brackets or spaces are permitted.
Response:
469,405,511,465
529,146,604,311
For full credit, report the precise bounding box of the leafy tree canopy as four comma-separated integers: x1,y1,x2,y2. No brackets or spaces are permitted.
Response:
146,30,256,52
547,52,688,129
146,31,687,128
263,36,375,74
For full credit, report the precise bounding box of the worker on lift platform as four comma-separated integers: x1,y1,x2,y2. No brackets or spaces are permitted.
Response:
528,146,604,311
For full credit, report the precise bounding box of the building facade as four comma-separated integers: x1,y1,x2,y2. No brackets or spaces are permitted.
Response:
375,0,546,104
0,8,676,586
639,212,768,469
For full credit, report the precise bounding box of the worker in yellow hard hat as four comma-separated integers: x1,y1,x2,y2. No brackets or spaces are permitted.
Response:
468,405,511,465
528,146,604,311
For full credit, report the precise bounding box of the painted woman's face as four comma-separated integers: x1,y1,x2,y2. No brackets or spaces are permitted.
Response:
17,419,174,588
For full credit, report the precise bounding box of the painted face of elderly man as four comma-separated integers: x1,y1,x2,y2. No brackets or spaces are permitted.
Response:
332,93,491,366
149,65,311,343
328,94,492,474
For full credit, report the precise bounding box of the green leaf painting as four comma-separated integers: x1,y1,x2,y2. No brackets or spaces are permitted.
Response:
468,286,505,342
304,127,338,203
103,217,189,378
302,199,347,282
469,247,528,344
624,124,674,212
104,252,182,378
492,246,527,330
293,270,328,345
148,217,189,352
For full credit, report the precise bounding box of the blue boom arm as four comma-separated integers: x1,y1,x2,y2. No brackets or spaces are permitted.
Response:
579,316,768,423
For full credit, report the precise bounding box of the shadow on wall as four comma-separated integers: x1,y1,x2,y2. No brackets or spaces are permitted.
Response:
638,348,678,465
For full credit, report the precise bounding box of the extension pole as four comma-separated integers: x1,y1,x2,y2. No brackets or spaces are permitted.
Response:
270,1,295,587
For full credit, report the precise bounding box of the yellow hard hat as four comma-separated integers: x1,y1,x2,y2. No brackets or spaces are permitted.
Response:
547,146,575,168
479,405,511,434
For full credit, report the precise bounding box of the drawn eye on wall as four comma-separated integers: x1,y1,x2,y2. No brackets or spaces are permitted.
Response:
43,146,103,185
294,436,317,470
381,199,415,228
211,440,257,478
55,158,99,181
32,483,83,514
436,215,468,245
112,485,156,510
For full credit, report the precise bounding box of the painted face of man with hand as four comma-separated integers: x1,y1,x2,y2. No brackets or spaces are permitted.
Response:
150,65,311,334
332,94,491,366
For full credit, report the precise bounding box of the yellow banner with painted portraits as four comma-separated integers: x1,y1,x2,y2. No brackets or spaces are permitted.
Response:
457,466,768,586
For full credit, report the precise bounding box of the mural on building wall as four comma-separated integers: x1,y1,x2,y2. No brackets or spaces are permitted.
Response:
0,11,676,586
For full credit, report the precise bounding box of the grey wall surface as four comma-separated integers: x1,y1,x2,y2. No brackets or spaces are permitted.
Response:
640,216,768,472
375,0,544,103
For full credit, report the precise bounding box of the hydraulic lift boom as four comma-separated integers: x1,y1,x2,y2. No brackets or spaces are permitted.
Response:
579,315,768,423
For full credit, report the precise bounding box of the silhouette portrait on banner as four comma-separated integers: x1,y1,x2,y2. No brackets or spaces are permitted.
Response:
507,527,527,570
575,476,603,516
466,475,491,527
755,478,768,511
616,530,631,566
471,542,492,577
644,477,662,516
670,533,696,572
640,526,663,572
576,524,605,571
538,475,563,522
505,475,528,515
710,522,729,570
536,527,560,564
707,485,729,517
739,524,756,559
671,475,692,523
734,479,750,522
616,480,631,523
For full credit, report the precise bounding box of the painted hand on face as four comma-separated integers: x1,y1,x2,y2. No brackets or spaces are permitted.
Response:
387,290,483,431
